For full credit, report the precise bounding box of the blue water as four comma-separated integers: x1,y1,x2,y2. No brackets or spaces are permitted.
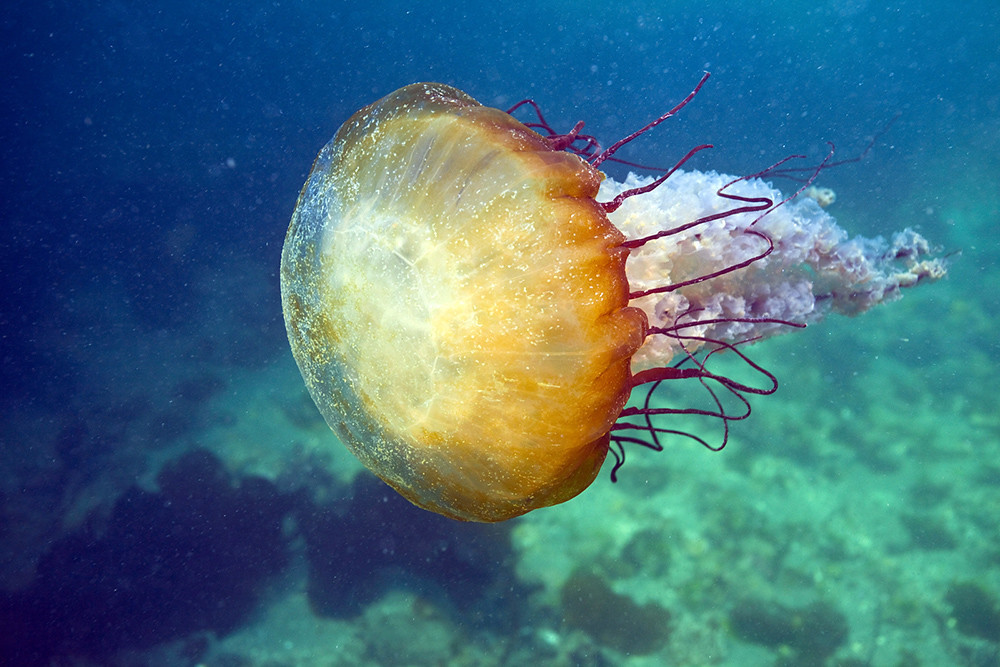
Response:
2,1,998,665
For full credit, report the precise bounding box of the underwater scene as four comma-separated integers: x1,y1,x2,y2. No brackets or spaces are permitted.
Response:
2,1,998,665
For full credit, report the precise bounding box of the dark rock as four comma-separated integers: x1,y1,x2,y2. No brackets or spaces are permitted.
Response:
729,597,848,663
560,569,670,655
0,450,291,665
945,581,1000,642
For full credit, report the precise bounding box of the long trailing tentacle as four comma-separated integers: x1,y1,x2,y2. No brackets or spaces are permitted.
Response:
608,312,804,481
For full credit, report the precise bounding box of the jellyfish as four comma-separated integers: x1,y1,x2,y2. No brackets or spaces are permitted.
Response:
280,80,945,522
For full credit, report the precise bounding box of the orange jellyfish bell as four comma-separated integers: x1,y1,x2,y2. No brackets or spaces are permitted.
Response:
281,82,648,522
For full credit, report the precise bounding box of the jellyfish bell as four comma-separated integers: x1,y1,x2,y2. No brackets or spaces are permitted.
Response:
281,80,945,522
282,82,644,522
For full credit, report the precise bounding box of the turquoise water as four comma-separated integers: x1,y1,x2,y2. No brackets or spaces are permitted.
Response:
2,1,998,665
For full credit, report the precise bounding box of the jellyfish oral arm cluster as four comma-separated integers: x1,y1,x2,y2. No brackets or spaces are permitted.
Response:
601,170,947,371
280,82,946,522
